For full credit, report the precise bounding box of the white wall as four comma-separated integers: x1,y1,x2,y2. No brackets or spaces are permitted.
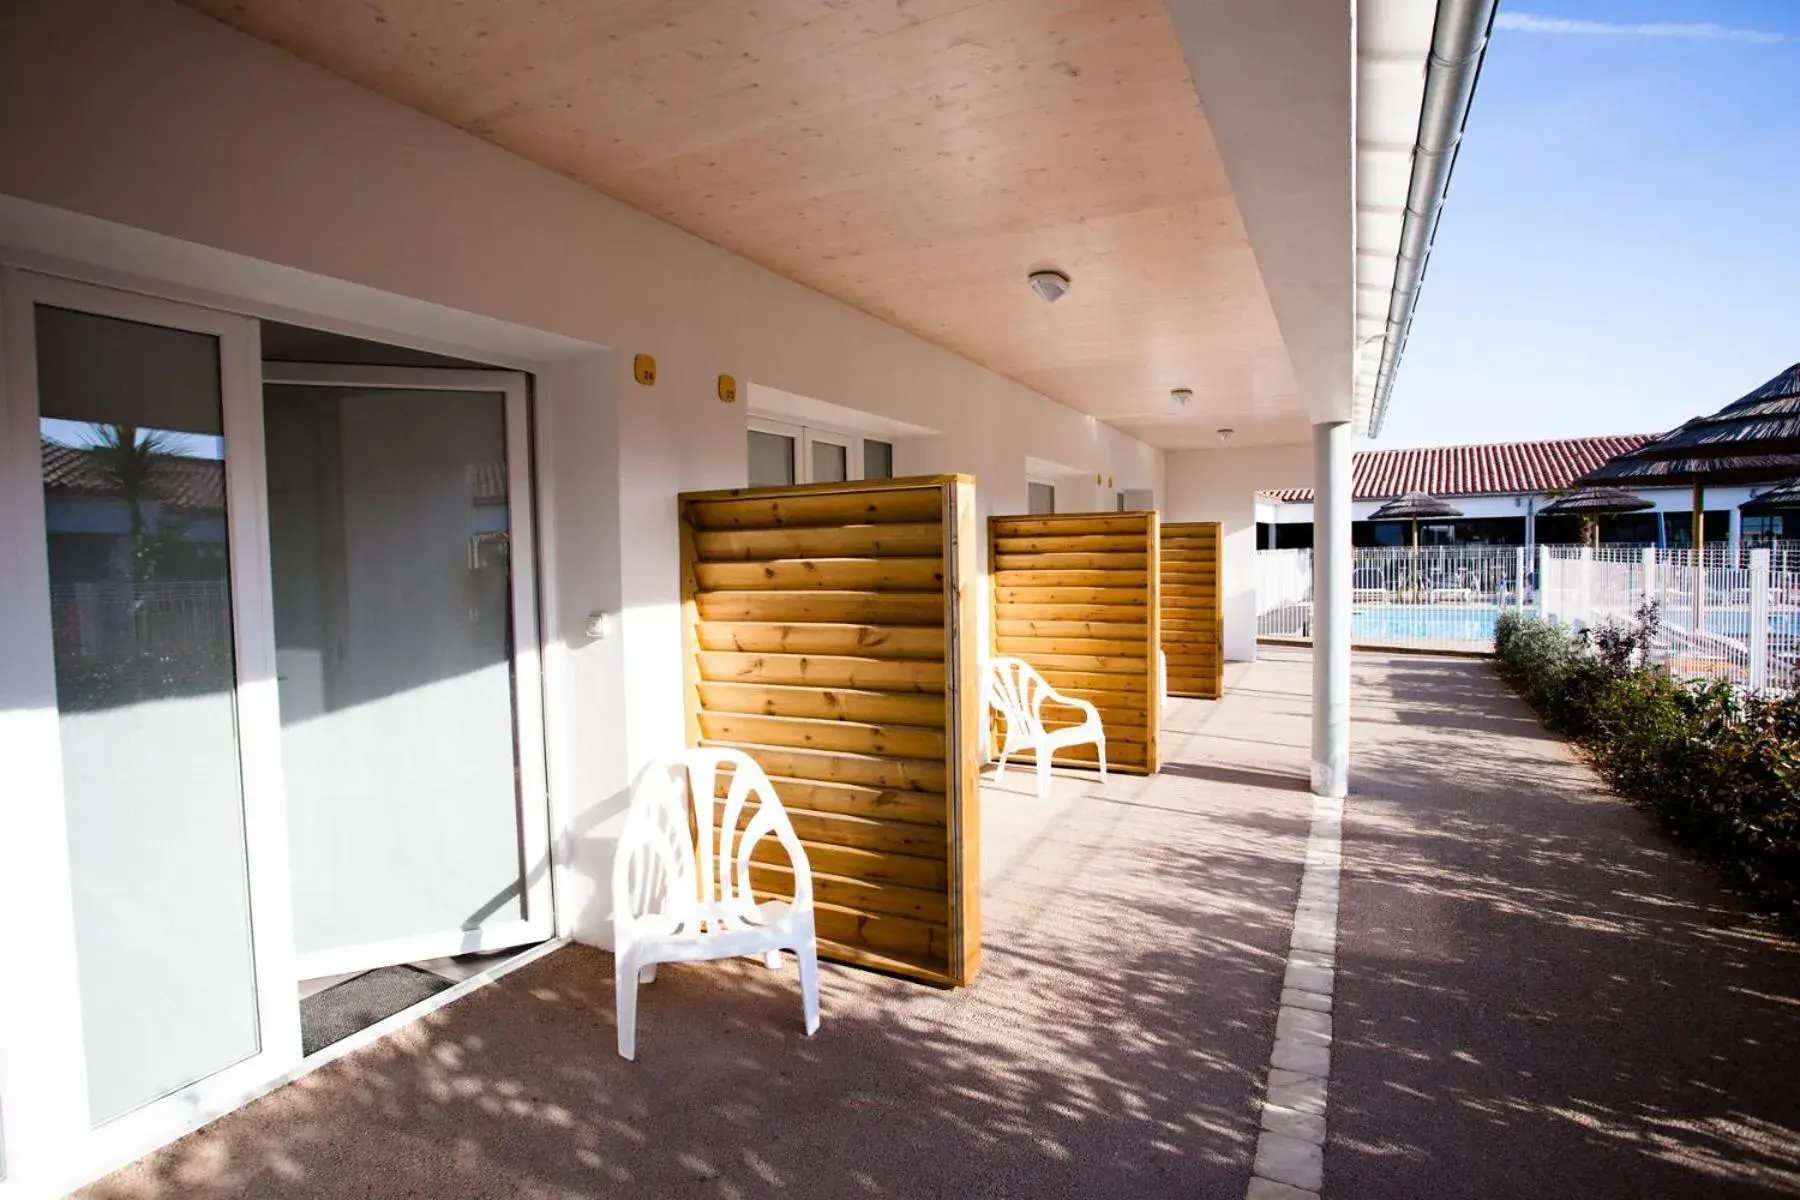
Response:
1166,442,1313,661
0,0,1166,950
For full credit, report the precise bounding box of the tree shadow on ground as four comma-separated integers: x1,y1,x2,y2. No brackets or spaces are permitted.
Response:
1331,654,1800,1200
81,726,1315,1200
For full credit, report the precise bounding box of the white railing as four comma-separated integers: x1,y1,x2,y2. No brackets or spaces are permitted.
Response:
1540,546,1798,690
1256,546,1531,652
47,580,232,661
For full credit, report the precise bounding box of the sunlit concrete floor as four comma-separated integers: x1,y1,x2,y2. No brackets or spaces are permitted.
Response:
1329,652,1800,1199
79,652,1316,1200
80,648,1800,1199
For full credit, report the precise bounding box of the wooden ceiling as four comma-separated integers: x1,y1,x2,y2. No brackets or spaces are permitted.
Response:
182,0,1305,444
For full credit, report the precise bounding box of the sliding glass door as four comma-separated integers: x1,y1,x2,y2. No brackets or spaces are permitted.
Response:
0,270,298,1182
261,365,551,980
0,277,551,1193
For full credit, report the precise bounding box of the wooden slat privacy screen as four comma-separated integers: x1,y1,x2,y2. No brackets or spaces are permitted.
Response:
989,511,1161,775
679,475,981,988
1161,522,1225,699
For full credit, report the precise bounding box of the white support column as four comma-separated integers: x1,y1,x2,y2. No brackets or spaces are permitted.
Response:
1311,421,1351,800
1513,545,1526,610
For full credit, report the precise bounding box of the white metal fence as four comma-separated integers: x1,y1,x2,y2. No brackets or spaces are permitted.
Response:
48,580,232,660
1256,546,1530,653
1256,542,1800,687
1540,546,1800,690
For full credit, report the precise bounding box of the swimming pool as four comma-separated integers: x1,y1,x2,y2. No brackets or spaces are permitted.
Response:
1351,604,1500,646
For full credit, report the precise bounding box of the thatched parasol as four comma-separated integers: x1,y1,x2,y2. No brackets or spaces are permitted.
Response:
1540,486,1654,548
1368,491,1463,555
1630,364,1800,461
1575,450,1800,624
1538,486,1653,515
1740,477,1800,515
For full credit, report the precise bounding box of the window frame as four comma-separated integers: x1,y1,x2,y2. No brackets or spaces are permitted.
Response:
748,416,876,486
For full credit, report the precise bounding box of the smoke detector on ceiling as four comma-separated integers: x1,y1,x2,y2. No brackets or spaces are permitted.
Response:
1171,388,1194,406
1217,428,1236,444
1027,269,1071,303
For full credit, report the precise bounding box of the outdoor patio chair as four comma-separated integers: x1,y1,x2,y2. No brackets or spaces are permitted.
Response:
985,654,1107,799
610,748,821,1060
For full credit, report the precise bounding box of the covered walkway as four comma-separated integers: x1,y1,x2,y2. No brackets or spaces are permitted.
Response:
79,651,1800,1198
1334,653,1800,1198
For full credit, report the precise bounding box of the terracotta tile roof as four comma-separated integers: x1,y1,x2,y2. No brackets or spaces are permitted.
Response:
1259,434,1655,503
41,437,225,509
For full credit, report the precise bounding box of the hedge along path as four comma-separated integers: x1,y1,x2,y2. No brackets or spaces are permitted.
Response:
1161,521,1225,699
680,475,981,988
990,511,1162,775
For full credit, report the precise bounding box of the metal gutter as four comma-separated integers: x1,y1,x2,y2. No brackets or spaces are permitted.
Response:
1367,0,1499,437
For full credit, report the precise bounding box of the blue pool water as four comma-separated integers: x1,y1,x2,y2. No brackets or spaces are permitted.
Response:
1352,605,1499,644
1340,604,1798,647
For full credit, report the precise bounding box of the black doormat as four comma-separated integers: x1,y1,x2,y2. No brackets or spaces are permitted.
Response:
300,965,455,1057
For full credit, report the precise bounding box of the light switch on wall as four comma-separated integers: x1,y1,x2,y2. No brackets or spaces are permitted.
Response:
585,611,612,640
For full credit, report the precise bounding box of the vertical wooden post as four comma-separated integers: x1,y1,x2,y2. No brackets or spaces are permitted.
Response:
1143,511,1161,774
943,476,981,985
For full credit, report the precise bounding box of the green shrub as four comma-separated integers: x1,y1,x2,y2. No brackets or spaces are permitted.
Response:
1494,613,1800,926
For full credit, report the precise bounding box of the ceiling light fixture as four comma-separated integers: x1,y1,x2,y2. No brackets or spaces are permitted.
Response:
1171,388,1194,406
1217,428,1235,444
1027,269,1072,303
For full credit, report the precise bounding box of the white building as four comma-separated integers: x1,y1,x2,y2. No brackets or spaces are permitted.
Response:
1255,434,1791,552
0,0,1491,1193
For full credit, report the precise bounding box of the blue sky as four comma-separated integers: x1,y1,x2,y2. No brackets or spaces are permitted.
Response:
1377,1,1800,449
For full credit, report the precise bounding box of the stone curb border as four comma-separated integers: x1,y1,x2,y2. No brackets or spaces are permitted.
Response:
1246,793,1342,1199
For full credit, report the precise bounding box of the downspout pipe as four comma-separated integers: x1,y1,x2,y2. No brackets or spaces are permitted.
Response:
1367,0,1499,437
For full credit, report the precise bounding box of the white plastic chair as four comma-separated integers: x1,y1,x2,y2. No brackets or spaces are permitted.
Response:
611,748,820,1060
985,655,1108,799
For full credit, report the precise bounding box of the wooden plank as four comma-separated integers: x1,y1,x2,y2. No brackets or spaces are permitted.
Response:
1045,686,1149,712
944,476,981,985
738,836,947,891
687,486,945,531
994,602,1150,624
993,586,1148,606
693,521,942,561
996,651,1145,674
699,711,946,759
812,939,952,987
1012,669,1147,693
697,650,945,692
804,900,949,965
993,534,1145,554
993,551,1147,571
695,590,944,626
750,862,950,924
993,618,1148,639
995,635,1146,658
716,807,945,858
763,776,947,826
993,569,1149,588
695,557,944,592
703,741,948,794
695,622,944,660
990,514,1152,537
698,681,946,726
